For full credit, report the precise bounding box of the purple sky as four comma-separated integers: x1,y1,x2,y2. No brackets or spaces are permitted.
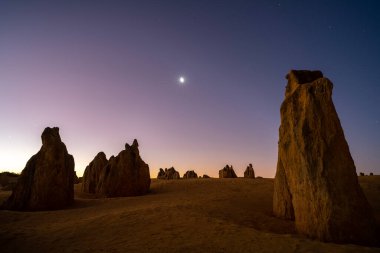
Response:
1,1,379,178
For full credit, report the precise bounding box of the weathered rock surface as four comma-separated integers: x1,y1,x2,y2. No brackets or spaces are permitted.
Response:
244,164,255,178
273,70,377,245
2,127,75,211
219,165,237,178
81,152,108,193
183,170,198,179
157,167,180,179
97,140,150,197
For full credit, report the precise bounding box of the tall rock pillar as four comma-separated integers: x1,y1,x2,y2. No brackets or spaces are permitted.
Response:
273,70,377,245
3,127,75,210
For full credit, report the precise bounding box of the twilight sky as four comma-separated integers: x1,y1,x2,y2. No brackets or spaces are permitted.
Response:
1,1,379,178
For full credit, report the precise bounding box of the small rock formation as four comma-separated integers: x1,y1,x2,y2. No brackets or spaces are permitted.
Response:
2,127,75,210
370,172,374,176
167,167,180,179
74,171,80,184
219,165,237,178
96,139,150,197
81,152,108,193
359,172,365,176
0,172,19,191
183,170,198,179
202,174,210,178
157,168,166,179
273,70,377,245
244,164,255,178
157,167,180,179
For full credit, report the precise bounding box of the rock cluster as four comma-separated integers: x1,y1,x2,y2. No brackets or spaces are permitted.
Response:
219,165,237,178
82,140,151,197
183,170,198,179
244,164,255,178
273,70,377,245
157,167,180,179
3,127,75,211
202,174,210,178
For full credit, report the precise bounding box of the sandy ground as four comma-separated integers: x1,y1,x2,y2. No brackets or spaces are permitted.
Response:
0,177,380,253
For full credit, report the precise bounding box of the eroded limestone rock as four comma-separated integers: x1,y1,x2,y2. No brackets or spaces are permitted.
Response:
244,164,255,178
219,165,237,178
3,127,74,210
273,70,377,245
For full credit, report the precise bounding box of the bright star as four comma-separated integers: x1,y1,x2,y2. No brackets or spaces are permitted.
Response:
179,76,185,85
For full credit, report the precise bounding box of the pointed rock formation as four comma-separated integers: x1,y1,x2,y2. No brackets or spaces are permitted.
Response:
157,167,180,179
273,70,377,245
219,165,237,178
81,152,108,194
97,139,150,197
183,170,198,179
244,164,255,178
157,168,166,179
2,127,74,211
166,167,180,179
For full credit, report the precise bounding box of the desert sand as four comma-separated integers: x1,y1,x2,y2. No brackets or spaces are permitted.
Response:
1,176,379,253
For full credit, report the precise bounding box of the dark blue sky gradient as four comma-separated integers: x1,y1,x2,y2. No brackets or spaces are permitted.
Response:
1,0,379,177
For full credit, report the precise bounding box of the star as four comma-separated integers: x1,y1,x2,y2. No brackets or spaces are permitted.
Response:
178,76,186,85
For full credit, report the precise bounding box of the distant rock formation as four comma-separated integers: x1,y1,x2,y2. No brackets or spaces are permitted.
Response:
157,168,166,179
219,165,237,178
273,70,377,245
2,127,74,211
244,164,255,178
166,167,180,179
74,171,80,184
81,152,108,193
183,170,198,179
0,172,19,191
202,174,210,178
96,139,151,197
157,167,180,179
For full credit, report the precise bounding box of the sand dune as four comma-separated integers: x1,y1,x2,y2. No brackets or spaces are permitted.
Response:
1,177,379,252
